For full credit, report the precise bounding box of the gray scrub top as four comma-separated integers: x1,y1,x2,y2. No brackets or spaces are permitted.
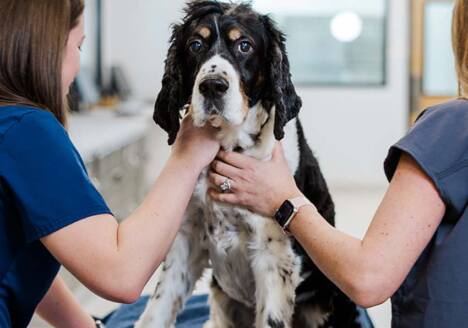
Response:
384,99,468,327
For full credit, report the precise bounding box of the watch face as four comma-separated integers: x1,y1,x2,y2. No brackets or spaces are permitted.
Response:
275,200,295,227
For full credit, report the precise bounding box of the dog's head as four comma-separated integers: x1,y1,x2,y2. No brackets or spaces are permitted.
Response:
155,1,302,144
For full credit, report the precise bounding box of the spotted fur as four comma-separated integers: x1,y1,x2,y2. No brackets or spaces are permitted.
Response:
135,2,361,328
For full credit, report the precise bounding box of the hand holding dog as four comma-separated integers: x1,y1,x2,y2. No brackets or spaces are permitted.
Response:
171,116,220,171
209,142,303,217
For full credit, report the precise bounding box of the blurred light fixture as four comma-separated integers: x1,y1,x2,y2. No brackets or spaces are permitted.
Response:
330,11,363,43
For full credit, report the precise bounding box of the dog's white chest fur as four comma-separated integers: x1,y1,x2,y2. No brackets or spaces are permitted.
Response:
192,115,301,307
203,200,258,305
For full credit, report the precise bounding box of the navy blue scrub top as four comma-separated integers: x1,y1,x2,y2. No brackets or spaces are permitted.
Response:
0,106,112,327
384,99,468,327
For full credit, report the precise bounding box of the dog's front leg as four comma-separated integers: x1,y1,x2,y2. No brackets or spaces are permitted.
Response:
135,216,208,328
251,228,302,328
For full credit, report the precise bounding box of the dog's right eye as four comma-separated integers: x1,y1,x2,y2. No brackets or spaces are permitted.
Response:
189,40,203,53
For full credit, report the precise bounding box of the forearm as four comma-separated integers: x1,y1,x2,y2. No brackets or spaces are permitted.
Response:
114,155,202,289
289,207,389,307
289,186,445,308
35,276,95,328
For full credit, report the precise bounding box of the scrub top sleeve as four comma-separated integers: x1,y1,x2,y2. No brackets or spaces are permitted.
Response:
384,101,468,210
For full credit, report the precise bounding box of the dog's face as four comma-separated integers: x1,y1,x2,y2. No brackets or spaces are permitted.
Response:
188,10,266,129
155,1,302,144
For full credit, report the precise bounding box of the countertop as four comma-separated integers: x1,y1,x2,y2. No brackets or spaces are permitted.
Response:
67,107,154,163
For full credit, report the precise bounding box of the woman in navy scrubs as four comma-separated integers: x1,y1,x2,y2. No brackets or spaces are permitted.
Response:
211,0,468,327
0,0,220,327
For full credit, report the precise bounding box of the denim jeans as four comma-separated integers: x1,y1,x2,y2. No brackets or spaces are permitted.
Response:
103,294,374,328
103,295,209,328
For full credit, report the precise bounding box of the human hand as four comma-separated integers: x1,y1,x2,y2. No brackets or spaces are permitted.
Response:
170,115,220,171
208,142,303,217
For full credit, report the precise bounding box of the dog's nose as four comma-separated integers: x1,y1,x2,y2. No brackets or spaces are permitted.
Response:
199,78,229,98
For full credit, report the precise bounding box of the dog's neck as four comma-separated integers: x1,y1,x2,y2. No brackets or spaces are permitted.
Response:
216,103,276,160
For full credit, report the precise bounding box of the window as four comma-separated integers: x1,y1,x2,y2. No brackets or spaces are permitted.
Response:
253,0,388,86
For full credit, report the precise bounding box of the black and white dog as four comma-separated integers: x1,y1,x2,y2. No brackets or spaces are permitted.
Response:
136,2,361,327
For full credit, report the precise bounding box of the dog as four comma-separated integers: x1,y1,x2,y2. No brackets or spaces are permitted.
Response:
135,2,362,327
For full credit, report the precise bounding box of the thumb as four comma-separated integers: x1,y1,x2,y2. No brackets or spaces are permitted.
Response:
272,141,284,162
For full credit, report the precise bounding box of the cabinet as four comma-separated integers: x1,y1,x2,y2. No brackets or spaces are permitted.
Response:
86,136,148,220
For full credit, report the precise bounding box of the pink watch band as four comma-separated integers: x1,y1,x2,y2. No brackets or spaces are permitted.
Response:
289,196,312,209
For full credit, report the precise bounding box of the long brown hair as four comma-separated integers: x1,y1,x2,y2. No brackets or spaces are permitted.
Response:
0,0,84,125
453,0,468,98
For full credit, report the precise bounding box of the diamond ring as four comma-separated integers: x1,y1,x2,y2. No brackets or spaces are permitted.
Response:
219,178,232,193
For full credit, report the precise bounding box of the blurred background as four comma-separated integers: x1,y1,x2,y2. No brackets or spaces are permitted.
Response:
30,0,459,327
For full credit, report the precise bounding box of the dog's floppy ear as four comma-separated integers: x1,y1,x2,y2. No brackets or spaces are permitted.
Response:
262,15,302,140
154,24,188,145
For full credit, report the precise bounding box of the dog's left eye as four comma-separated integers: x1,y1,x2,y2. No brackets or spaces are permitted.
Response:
189,40,203,53
238,40,253,53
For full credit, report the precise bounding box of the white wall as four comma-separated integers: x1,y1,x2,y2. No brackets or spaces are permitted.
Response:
103,0,409,187
103,0,186,100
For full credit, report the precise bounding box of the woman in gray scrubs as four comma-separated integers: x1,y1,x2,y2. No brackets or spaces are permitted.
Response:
209,0,468,326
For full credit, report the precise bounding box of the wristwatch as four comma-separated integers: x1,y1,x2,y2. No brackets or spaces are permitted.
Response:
274,196,313,232
95,319,105,328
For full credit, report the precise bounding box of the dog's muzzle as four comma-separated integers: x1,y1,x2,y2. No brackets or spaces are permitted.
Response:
191,54,245,128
